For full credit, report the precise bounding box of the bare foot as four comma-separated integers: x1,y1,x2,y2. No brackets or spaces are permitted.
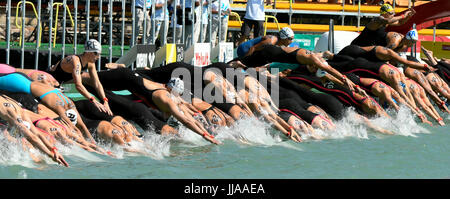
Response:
105,63,126,69
230,60,247,69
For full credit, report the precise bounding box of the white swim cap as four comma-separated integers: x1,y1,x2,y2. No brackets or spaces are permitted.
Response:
85,39,102,53
279,27,295,40
405,29,419,41
65,109,78,125
167,77,184,95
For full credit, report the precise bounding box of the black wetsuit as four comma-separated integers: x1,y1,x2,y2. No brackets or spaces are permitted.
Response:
239,44,299,68
137,62,242,114
0,91,39,113
278,77,345,120
337,45,383,63
79,114,101,139
93,67,166,108
286,72,368,114
328,57,386,80
263,80,319,124
74,100,114,122
351,26,388,47
84,88,167,133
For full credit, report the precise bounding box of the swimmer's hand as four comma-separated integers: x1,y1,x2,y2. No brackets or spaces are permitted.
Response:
103,101,113,116
52,149,69,167
418,114,433,126
356,86,369,98
105,63,126,69
203,132,222,145
406,8,416,17
288,128,302,143
342,76,356,92
92,100,110,115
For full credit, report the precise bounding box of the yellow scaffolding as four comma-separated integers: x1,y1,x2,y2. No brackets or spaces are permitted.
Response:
15,1,42,46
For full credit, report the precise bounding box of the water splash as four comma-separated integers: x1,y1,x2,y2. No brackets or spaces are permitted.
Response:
0,132,41,168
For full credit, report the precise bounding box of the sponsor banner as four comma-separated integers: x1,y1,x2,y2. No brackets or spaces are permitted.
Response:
136,44,156,68
166,44,177,64
218,42,234,63
193,43,210,67
290,34,322,51
420,41,450,59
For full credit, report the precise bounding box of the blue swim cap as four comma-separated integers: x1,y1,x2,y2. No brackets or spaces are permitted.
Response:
405,29,419,41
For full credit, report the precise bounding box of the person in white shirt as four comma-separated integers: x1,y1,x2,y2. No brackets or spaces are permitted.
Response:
135,0,152,44
210,0,231,47
153,0,171,46
237,0,272,46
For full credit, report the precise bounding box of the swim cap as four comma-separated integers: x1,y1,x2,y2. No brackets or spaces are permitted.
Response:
279,27,295,40
85,39,102,53
380,4,394,15
167,77,184,95
65,109,78,125
405,29,419,41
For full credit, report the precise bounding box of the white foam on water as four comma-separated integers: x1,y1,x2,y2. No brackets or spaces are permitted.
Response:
314,105,430,140
139,131,173,160
218,117,303,151
170,116,302,151
58,143,104,162
0,133,43,168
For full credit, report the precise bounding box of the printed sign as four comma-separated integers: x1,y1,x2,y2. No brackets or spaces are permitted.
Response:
193,43,210,67
135,44,156,68
166,44,177,64
218,42,234,63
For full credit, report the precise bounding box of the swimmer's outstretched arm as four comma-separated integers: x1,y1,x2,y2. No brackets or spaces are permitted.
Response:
355,114,394,135
70,58,110,115
86,64,113,115
163,96,221,145
11,113,69,167
379,47,435,72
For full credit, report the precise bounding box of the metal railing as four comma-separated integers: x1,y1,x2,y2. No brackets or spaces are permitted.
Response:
2,0,432,69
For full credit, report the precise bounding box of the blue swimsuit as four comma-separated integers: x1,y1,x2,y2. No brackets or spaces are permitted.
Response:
0,72,32,94
0,72,70,105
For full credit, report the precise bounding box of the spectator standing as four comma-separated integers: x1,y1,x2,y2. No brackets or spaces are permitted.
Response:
175,0,200,48
210,0,231,47
135,0,152,44
153,0,171,47
237,0,272,46
199,0,210,43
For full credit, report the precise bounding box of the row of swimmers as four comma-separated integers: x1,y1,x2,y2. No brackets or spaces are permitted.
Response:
1,36,449,167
